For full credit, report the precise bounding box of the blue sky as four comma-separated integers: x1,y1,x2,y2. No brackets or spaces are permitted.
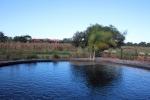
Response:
0,0,150,43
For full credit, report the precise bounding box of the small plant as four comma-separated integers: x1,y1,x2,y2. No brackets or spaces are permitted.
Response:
45,55,50,59
52,53,60,59
26,54,38,59
6,55,10,60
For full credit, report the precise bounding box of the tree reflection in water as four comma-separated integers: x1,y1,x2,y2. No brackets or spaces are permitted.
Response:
70,62,122,88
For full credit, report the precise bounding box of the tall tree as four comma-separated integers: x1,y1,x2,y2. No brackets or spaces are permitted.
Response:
0,32,8,42
72,24,126,60
87,25,118,60
72,31,88,48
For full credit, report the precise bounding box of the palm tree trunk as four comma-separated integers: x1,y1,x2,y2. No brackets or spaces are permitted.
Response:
92,50,95,61
89,52,92,60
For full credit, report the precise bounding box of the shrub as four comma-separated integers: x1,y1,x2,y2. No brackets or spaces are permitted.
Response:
52,53,60,59
71,47,90,58
26,54,38,59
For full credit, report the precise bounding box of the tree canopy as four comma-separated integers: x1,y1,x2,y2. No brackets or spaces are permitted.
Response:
72,31,88,48
72,24,126,49
0,32,13,42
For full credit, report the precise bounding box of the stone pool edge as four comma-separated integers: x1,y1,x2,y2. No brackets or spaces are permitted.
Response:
96,58,150,70
0,59,67,67
0,58,150,70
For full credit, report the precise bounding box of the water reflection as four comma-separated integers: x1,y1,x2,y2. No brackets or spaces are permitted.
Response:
70,62,122,88
52,61,59,66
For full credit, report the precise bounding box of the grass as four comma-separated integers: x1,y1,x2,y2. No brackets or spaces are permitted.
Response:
0,43,74,60
1,42,149,61
106,46,150,60
0,42,92,60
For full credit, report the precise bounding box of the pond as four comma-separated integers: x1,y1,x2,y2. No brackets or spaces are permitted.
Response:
0,61,150,100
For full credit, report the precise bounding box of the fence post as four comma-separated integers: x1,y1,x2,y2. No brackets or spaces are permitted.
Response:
121,47,123,59
135,48,138,60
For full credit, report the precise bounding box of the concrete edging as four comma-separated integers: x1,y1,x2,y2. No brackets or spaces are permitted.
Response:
0,59,68,67
96,58,150,70
0,58,150,70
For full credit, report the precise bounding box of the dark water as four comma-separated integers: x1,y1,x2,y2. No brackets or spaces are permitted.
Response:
0,62,150,100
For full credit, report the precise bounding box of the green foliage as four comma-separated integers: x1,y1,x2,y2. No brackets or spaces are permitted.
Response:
87,24,124,49
71,47,90,58
13,35,32,43
105,46,150,60
0,32,10,42
88,31,115,51
72,24,125,49
52,53,60,59
26,54,38,59
125,42,150,47
0,42,73,60
62,38,72,43
72,31,88,48
71,24,126,60
0,32,32,43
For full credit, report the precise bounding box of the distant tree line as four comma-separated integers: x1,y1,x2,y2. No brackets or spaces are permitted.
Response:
0,32,32,43
125,42,150,47
61,38,72,43
0,31,64,43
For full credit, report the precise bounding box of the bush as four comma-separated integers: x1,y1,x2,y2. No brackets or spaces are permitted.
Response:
26,54,38,59
71,47,90,58
52,53,60,59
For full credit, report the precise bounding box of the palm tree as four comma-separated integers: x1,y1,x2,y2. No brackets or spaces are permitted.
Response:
88,30,117,61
